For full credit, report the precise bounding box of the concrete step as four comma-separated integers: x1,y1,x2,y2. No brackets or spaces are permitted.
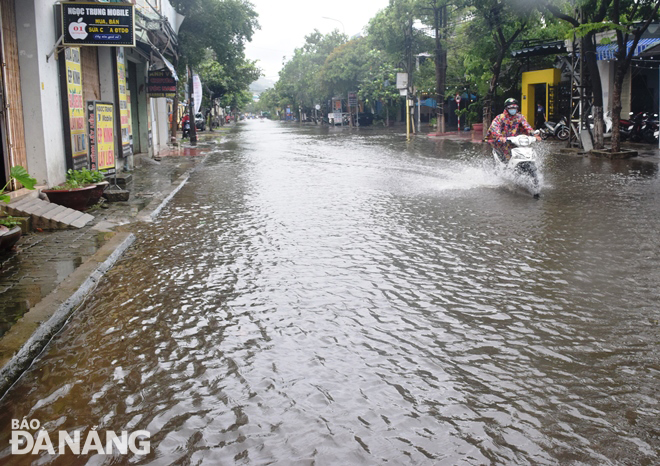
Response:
6,198,94,230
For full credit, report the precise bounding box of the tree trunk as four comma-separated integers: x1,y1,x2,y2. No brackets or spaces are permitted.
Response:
583,33,605,149
171,90,179,143
434,5,447,135
482,56,503,139
611,63,627,153
386,101,389,127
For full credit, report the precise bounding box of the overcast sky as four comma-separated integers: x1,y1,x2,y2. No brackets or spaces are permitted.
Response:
244,0,391,83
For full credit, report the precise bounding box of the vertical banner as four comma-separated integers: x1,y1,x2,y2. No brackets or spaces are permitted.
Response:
193,74,202,115
96,103,116,171
65,47,88,170
88,101,116,173
87,102,96,169
116,47,132,157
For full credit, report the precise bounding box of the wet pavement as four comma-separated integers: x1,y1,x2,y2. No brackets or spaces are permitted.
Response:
0,121,659,464
0,136,218,339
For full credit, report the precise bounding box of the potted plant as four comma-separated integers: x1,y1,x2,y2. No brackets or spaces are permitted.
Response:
41,168,107,211
1,165,37,253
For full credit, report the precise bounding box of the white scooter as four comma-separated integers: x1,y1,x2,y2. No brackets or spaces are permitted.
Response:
492,133,541,198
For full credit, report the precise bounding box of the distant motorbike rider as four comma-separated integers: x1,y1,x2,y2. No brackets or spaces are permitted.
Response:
487,98,540,162
181,113,191,139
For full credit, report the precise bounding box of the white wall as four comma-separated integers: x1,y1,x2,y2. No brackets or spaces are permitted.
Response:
597,60,633,119
98,47,116,104
15,0,67,187
153,98,170,153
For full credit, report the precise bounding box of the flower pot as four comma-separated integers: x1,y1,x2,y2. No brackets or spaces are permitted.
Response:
87,181,109,206
472,123,484,141
42,185,96,211
0,226,22,253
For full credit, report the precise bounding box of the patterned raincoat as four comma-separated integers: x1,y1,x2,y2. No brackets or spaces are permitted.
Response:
486,111,536,161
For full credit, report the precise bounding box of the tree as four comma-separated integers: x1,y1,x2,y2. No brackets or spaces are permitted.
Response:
357,50,403,126
464,0,533,137
198,53,260,111
417,0,451,133
542,0,612,149
168,0,259,140
319,38,372,99
276,30,347,121
368,0,432,132
172,0,258,69
609,0,660,152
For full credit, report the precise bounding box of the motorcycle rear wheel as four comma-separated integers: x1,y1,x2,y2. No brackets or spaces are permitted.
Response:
643,128,657,144
557,126,570,141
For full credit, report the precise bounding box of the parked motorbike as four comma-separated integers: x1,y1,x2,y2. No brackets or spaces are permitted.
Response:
620,112,646,142
491,133,541,198
539,117,569,141
642,113,659,144
182,119,191,139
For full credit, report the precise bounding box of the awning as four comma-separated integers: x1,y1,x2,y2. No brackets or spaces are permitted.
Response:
596,38,660,60
511,41,567,58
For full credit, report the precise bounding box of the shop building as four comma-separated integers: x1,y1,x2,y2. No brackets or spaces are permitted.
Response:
0,0,181,190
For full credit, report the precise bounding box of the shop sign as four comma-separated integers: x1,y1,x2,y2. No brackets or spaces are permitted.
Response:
116,48,133,157
62,1,135,47
147,69,176,98
348,92,358,107
65,47,88,170
87,101,116,173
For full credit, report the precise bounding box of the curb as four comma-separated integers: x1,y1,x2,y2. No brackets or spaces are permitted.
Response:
135,149,210,223
0,232,135,397
136,172,190,222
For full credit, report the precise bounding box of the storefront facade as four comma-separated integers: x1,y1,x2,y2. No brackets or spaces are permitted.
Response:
1,0,180,189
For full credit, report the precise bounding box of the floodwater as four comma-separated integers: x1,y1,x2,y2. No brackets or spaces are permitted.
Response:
1,120,659,465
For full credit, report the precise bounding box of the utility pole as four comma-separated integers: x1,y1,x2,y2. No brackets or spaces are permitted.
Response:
171,57,179,144
188,66,197,145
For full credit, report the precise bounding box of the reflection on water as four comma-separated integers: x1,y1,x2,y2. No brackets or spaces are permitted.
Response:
0,121,658,465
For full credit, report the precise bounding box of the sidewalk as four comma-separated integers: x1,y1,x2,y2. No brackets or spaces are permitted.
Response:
0,134,222,394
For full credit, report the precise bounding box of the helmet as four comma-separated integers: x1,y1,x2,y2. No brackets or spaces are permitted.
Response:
504,98,519,109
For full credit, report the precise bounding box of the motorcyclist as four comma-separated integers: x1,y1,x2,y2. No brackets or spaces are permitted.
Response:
181,113,190,139
486,98,540,162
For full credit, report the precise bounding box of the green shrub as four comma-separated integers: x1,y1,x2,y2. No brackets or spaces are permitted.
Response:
1,166,37,204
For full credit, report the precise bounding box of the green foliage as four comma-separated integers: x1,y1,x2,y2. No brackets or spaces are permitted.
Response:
358,49,402,107
275,30,347,112
172,0,261,114
319,38,372,97
1,166,37,204
174,0,259,69
366,0,432,72
197,51,261,110
455,101,481,126
66,168,106,186
0,215,21,228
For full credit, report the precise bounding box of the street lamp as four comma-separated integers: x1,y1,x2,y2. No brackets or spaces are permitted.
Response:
322,16,345,35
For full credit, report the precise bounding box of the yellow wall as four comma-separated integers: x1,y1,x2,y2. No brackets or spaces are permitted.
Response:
521,69,562,124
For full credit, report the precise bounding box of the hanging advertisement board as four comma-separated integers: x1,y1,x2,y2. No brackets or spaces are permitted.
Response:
65,47,88,170
147,69,176,98
87,101,116,173
116,47,132,157
61,2,135,47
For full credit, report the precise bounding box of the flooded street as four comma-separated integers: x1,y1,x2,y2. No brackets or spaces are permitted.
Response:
1,120,659,464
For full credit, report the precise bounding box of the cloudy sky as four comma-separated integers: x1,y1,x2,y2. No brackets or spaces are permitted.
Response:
244,0,391,83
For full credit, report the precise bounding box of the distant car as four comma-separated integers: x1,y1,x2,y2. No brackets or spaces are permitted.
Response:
195,113,205,131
